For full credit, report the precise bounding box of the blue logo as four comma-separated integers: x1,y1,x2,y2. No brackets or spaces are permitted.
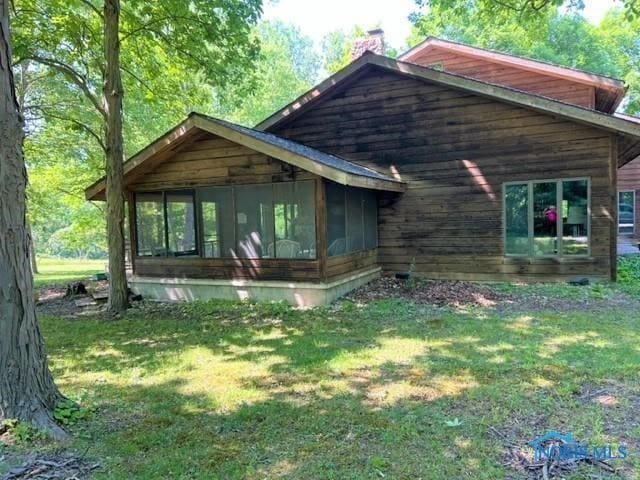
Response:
530,431,628,462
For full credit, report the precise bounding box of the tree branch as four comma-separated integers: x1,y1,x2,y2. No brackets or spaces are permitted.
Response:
25,55,106,119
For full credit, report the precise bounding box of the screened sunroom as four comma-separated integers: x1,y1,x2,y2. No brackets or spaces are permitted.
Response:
85,113,404,306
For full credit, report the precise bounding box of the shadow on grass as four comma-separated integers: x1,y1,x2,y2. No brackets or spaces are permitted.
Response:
39,299,640,479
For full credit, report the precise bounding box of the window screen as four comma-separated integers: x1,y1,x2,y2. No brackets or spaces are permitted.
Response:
327,182,347,257
166,191,197,256
198,187,235,258
135,192,165,257
346,188,364,252
363,190,378,249
273,181,316,258
235,184,274,258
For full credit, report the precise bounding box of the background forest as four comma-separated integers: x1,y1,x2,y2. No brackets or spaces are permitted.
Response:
19,1,640,263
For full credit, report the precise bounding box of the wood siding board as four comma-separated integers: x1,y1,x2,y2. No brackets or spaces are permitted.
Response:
271,67,615,281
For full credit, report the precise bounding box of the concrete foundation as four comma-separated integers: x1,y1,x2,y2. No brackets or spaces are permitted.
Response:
128,267,380,307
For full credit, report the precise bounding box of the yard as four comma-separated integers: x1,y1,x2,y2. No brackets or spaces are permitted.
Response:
3,259,640,479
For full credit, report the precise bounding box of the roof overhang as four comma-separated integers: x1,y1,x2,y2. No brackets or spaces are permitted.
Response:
85,113,405,201
256,53,640,163
398,37,627,113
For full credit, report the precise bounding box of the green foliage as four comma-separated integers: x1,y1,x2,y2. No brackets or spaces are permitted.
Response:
217,21,320,126
2,420,44,444
618,256,640,284
53,399,90,426
12,0,264,258
409,3,640,114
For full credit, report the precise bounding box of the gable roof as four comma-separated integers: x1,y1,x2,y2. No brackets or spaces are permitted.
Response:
398,37,627,113
84,113,405,201
256,52,640,167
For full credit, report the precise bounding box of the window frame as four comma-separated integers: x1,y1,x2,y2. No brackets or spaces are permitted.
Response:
618,189,635,235
502,177,591,258
133,181,317,260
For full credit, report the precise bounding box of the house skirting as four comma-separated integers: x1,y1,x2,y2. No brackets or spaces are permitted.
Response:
128,267,380,307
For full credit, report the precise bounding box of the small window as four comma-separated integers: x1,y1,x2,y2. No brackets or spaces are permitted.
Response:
618,190,635,235
503,179,590,257
166,191,197,256
135,192,165,257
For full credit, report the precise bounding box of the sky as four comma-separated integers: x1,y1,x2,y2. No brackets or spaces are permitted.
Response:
263,0,622,52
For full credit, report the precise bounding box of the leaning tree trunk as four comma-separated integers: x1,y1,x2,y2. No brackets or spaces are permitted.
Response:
104,0,128,313
0,0,65,438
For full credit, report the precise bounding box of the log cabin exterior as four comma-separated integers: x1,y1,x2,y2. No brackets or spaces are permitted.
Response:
86,38,640,305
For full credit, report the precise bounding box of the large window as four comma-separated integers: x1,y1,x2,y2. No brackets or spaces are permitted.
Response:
326,181,378,257
619,191,635,235
504,179,589,257
135,191,198,257
135,181,316,259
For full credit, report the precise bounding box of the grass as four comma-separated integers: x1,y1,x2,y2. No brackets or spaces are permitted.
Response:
4,257,639,478
33,257,106,288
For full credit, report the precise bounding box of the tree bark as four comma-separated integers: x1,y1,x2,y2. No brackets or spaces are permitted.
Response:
104,0,128,313
0,0,66,438
27,222,38,275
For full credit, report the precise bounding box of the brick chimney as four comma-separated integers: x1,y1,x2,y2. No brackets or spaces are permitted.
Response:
351,29,385,59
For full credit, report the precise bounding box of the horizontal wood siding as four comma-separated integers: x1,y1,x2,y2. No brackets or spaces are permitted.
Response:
325,249,377,280
272,67,616,282
129,133,316,191
410,47,596,109
135,257,321,281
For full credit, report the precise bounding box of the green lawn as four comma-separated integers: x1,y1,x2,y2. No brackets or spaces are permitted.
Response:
2,258,639,478
34,257,106,287
26,289,639,479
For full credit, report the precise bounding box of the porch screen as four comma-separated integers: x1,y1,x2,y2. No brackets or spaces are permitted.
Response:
198,187,235,258
273,181,316,258
235,184,275,258
135,192,165,257
326,181,378,257
166,191,197,256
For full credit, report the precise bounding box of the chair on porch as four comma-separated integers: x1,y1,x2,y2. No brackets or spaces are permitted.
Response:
268,239,301,258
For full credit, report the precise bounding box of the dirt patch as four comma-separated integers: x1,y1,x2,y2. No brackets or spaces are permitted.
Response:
36,281,110,319
343,277,640,314
0,453,100,480
344,277,510,308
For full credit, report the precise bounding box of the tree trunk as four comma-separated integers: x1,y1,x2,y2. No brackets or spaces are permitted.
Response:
104,0,128,313
0,0,66,438
27,222,39,275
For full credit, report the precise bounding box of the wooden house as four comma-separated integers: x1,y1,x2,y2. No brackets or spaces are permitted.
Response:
86,36,640,306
